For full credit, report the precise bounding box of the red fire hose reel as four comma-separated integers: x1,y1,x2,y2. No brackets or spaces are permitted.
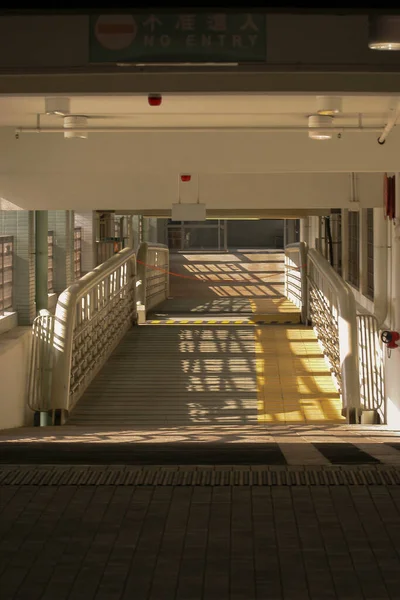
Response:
381,330,400,357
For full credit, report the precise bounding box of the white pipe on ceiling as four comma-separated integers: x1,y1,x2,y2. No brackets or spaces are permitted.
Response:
378,107,400,144
15,126,386,135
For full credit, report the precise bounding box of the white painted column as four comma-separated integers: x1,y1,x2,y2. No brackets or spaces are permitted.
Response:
48,210,74,293
373,207,389,327
299,217,310,245
383,173,400,427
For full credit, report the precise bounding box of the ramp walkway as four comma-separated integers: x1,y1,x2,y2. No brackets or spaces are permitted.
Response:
67,250,343,427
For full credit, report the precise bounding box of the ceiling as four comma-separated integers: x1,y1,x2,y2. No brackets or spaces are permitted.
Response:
0,93,398,129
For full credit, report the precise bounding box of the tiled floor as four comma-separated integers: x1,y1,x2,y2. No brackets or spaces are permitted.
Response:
2,424,400,466
2,482,400,599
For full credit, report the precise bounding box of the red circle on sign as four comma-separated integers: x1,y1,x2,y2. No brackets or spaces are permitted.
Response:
95,15,137,50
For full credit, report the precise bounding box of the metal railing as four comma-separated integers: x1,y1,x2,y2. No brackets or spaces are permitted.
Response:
28,248,137,416
357,313,385,423
284,242,308,324
28,309,55,413
136,242,169,318
307,248,360,421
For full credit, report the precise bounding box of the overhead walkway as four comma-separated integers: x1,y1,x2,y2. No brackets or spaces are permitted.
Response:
27,241,384,434
66,249,343,427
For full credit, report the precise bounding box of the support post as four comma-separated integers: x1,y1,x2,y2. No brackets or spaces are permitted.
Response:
35,210,49,427
35,211,48,313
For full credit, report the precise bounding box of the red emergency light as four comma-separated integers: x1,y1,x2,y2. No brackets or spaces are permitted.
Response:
148,94,162,107
181,174,191,182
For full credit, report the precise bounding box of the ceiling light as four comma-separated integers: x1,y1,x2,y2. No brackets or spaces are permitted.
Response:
45,97,70,116
368,15,400,50
316,96,342,116
308,115,333,140
63,116,88,139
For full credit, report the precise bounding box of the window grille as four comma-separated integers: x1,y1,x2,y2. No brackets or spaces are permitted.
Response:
74,227,82,280
48,231,54,293
0,236,13,315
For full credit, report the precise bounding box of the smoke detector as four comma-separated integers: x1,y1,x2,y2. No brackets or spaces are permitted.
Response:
63,116,88,139
308,115,334,140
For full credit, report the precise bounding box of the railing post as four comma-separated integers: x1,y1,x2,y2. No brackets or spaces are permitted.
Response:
35,210,48,313
35,211,50,425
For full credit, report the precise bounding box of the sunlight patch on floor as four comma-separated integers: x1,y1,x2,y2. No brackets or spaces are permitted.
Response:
255,326,345,424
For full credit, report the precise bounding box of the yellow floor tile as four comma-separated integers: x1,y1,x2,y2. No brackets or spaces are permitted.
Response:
257,325,345,424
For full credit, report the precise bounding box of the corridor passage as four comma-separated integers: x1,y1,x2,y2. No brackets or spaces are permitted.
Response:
148,249,300,324
67,250,343,428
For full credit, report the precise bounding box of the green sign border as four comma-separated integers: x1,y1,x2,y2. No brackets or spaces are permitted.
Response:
89,13,267,64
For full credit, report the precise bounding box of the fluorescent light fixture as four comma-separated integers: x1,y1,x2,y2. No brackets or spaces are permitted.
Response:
308,115,333,140
316,96,342,116
368,15,400,50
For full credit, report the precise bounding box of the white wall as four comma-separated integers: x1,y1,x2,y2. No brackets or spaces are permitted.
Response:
0,327,32,430
0,126,387,211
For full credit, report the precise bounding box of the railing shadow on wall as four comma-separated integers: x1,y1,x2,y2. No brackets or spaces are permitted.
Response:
28,248,137,421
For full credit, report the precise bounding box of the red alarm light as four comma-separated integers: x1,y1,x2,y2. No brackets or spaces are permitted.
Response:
181,174,191,182
148,94,162,107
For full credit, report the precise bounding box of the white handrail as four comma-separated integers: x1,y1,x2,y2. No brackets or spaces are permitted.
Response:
136,242,169,320
28,309,55,413
51,247,137,413
307,248,360,421
357,313,385,423
285,242,308,324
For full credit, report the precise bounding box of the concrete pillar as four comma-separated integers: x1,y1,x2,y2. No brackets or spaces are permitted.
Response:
74,211,96,275
0,210,36,325
300,218,310,245
35,211,48,313
48,210,74,293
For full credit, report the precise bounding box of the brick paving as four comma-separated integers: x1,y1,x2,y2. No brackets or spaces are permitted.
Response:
2,483,400,599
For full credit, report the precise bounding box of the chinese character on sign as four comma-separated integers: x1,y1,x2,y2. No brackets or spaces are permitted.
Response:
175,14,196,31
240,14,259,32
142,14,163,33
207,14,227,32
